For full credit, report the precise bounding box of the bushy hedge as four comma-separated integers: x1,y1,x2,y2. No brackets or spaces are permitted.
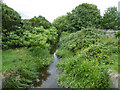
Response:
57,50,110,88
2,2,58,50
2,26,58,49
58,27,105,52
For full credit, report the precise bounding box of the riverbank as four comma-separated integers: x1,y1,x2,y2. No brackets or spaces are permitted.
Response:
2,47,53,88
55,28,119,88
31,53,61,88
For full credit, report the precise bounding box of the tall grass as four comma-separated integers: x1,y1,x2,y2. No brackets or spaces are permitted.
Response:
2,47,53,88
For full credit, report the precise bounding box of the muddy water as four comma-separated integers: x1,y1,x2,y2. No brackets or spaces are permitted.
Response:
30,53,61,88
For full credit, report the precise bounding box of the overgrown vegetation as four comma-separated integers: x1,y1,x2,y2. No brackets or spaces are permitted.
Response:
1,1,119,88
56,28,118,88
2,26,58,49
101,7,120,30
2,2,58,50
2,3,22,32
1,2,57,88
2,47,53,88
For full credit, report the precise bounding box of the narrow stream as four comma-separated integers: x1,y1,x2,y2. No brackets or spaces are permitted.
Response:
30,53,61,88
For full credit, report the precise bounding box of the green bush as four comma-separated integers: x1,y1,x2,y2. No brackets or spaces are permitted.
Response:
2,26,58,50
52,15,72,33
58,27,104,52
115,31,120,38
56,48,73,58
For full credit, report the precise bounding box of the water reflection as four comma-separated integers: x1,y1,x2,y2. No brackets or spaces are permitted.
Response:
31,53,61,88
31,67,50,87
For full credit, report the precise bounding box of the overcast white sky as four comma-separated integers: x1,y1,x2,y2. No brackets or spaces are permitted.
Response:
3,0,120,22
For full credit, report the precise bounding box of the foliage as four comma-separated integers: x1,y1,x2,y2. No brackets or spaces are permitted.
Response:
56,48,73,58
52,15,72,33
57,57,109,88
56,27,118,88
2,3,22,32
115,31,120,38
2,47,53,88
2,3,57,88
102,7,119,30
2,3,56,50
2,1,119,88
58,27,105,52
23,15,52,29
22,19,33,30
67,3,102,31
2,26,58,50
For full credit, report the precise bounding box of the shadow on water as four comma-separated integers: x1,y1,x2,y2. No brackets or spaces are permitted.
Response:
31,67,50,87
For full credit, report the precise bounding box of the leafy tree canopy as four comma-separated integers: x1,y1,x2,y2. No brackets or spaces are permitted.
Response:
102,7,120,30
52,15,72,33
2,3,22,32
67,3,102,31
29,15,52,29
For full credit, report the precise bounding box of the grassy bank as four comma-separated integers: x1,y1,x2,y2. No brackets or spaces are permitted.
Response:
55,28,119,88
2,47,53,88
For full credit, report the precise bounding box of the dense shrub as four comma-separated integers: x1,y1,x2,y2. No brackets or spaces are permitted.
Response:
2,3,56,50
56,45,110,88
58,27,104,52
2,26,58,49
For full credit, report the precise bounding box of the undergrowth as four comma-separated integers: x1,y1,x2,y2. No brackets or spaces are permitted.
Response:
2,47,53,88
56,27,118,88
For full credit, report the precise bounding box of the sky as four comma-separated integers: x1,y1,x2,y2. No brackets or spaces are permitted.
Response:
3,0,120,22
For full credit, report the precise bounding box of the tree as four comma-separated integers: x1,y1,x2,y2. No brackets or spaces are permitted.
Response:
29,15,52,29
102,7,119,30
67,3,102,31
2,3,22,32
52,15,72,33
